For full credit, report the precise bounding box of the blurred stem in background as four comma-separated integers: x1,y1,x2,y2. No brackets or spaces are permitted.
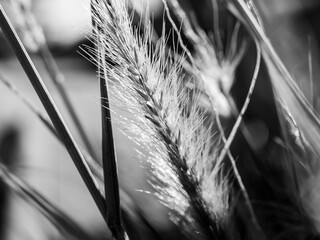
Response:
0,126,19,239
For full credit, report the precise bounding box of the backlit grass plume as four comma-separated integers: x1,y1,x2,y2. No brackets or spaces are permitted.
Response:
89,0,230,239
2,0,320,239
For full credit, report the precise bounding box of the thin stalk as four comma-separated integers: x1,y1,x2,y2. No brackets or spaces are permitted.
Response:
231,0,319,121
0,4,108,224
217,41,261,165
230,0,320,158
38,43,98,161
308,36,314,107
211,0,224,60
0,72,158,239
0,162,94,240
215,114,265,239
0,72,105,191
0,72,58,138
225,95,258,151
90,1,127,239
99,42,126,240
162,0,196,67
166,0,201,46
7,0,97,160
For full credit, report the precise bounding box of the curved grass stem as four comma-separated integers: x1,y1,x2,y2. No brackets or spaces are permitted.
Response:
217,41,261,166
215,113,265,239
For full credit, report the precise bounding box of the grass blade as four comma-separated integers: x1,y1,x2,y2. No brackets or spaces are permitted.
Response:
0,71,157,238
38,44,98,161
99,43,126,239
0,162,94,240
4,0,97,160
0,72,58,138
0,4,108,224
0,73,108,194
227,0,320,159
89,1,230,238
90,1,127,239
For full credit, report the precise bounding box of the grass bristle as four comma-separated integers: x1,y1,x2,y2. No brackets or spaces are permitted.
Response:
90,0,231,238
1,0,320,239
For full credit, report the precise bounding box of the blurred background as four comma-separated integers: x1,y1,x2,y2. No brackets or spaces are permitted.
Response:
0,0,319,239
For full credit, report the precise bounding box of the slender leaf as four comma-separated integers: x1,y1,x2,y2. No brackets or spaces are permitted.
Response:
0,4,108,224
0,162,94,240
38,44,98,161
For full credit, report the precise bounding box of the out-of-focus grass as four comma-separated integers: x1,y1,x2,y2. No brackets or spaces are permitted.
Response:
0,55,171,239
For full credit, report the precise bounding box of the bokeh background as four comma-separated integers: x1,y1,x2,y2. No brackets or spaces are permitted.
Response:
0,0,319,239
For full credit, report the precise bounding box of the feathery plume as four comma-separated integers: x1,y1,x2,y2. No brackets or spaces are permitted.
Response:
89,0,229,238
162,1,265,237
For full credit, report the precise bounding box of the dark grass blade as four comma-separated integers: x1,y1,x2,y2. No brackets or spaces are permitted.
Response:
99,56,126,239
0,73,159,239
0,162,94,240
0,72,109,183
6,0,97,159
90,1,127,239
0,4,108,224
38,44,98,161
0,72,159,239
